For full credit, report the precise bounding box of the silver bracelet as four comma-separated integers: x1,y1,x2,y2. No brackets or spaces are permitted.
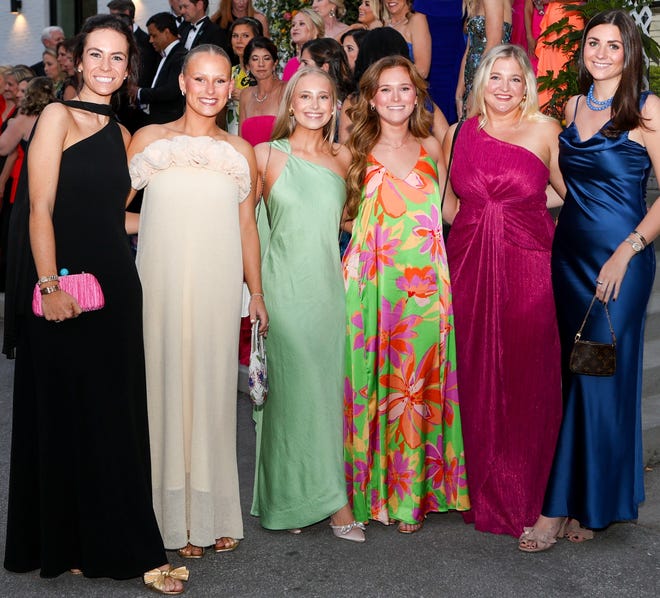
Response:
37,274,59,285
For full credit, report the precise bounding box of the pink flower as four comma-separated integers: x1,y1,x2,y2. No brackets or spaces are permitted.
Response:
353,458,370,492
424,437,446,490
443,455,468,504
283,12,292,20
388,451,416,501
359,224,400,281
395,266,438,307
366,297,420,369
412,204,445,263
350,311,365,350
343,378,366,439
380,344,442,449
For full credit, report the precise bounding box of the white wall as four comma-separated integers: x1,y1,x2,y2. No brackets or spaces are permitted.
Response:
132,0,172,28
0,2,50,68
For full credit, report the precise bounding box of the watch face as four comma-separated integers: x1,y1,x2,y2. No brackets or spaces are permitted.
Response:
633,241,643,251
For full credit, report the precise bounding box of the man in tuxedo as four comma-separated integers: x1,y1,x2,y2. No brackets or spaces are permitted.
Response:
107,0,161,132
169,0,185,28
137,13,188,125
30,26,65,77
178,0,229,53
107,0,160,87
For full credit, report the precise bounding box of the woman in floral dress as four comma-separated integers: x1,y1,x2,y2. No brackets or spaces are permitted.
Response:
343,55,469,533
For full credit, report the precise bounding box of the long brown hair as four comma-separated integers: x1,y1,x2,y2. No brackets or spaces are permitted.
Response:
212,0,256,29
578,9,646,137
345,55,432,220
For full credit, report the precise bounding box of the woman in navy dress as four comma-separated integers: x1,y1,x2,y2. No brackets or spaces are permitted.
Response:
520,9,660,552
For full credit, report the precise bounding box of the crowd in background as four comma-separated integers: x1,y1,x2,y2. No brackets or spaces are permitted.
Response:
1,0,659,595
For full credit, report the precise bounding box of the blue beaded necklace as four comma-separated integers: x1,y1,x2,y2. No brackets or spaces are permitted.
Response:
586,83,613,111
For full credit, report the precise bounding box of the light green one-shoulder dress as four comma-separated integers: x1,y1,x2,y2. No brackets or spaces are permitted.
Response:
251,139,348,529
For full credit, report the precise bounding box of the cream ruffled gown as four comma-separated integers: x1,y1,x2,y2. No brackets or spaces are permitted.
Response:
130,135,250,548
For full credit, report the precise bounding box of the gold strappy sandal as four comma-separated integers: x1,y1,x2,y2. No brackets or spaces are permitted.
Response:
143,566,189,595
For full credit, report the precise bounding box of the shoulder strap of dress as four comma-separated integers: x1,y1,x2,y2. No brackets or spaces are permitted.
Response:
271,138,291,154
60,100,114,117
573,96,581,121
257,142,273,216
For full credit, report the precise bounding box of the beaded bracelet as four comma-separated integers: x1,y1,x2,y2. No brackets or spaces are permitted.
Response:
250,293,264,300
37,274,59,286
40,284,60,295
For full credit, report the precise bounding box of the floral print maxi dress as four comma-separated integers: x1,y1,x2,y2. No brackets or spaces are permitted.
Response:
343,147,470,525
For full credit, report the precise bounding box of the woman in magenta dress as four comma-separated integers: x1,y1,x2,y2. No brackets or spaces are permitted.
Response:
282,8,325,82
239,37,285,146
444,44,565,537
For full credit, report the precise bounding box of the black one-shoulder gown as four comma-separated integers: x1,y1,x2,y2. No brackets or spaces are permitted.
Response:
3,101,167,579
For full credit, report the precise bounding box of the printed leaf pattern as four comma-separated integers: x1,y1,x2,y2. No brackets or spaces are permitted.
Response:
343,150,470,525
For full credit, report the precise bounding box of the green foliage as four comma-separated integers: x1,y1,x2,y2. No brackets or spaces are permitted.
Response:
536,0,660,120
255,0,360,64
649,65,660,94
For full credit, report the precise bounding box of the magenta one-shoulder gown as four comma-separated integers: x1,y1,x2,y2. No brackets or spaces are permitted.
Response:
446,117,562,537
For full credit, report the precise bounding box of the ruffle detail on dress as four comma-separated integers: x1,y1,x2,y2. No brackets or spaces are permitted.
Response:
129,135,251,200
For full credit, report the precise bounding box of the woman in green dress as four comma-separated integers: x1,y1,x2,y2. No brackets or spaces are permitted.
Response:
250,67,364,542
343,56,470,533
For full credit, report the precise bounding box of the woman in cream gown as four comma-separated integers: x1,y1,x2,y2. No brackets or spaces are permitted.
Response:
128,44,267,558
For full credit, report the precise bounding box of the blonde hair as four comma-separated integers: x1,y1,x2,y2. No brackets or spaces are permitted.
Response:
271,66,338,147
469,44,551,128
364,0,385,23
0,65,13,83
291,8,325,51
330,0,347,19
345,56,432,219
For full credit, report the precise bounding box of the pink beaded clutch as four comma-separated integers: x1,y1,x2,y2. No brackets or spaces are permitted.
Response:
32,273,105,317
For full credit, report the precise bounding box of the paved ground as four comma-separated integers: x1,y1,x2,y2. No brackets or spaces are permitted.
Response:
0,355,659,597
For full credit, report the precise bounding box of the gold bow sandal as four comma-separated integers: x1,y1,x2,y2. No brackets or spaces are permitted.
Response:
143,565,190,595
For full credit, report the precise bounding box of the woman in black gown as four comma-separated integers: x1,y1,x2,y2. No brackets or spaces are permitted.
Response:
3,14,188,595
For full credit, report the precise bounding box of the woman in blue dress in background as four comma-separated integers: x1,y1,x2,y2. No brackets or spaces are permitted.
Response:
520,10,660,552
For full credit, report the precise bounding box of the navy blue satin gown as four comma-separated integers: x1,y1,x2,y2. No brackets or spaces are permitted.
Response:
542,93,656,528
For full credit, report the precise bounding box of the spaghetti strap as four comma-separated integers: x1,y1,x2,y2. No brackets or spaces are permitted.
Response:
573,96,581,121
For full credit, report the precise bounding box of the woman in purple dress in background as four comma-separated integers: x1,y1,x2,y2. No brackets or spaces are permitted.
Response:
443,44,565,537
